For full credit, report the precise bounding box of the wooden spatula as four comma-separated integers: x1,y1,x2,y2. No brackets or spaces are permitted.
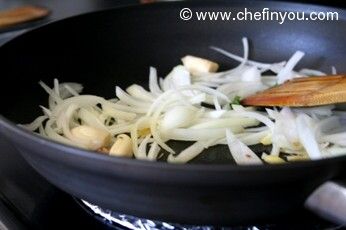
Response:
242,75,346,107
0,6,50,30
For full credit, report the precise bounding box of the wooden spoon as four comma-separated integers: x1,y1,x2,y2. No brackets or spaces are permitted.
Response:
241,75,346,107
0,6,50,30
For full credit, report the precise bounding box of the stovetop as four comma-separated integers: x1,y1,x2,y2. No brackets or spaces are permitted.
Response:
0,0,345,229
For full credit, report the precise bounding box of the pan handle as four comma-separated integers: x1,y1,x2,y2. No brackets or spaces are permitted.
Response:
305,181,346,225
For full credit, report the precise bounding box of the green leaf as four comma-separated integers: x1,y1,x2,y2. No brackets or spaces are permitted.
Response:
231,95,242,105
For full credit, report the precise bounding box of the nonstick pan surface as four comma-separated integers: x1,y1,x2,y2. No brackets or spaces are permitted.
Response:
0,0,346,225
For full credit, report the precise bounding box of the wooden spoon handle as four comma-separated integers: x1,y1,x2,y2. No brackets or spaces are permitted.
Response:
0,6,50,29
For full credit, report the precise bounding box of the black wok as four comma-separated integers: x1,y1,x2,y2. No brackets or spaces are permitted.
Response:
0,0,346,225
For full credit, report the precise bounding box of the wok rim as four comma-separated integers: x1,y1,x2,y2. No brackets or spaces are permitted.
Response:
0,0,346,173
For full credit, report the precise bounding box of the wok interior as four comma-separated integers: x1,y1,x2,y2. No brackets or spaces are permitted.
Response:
1,2,345,163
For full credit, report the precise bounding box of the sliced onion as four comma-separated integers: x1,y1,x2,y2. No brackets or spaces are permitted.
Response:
147,142,161,160
296,114,321,159
126,84,155,102
225,129,262,165
162,127,243,141
168,139,216,164
28,38,346,164
23,115,48,131
149,67,163,95
137,135,152,160
277,51,305,84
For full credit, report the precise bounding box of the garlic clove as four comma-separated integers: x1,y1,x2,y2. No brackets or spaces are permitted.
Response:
109,134,133,158
70,125,110,150
181,55,219,75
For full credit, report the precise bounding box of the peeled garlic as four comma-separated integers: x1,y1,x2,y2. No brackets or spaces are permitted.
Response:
286,155,309,162
261,153,285,164
109,134,133,158
71,125,111,150
181,55,219,75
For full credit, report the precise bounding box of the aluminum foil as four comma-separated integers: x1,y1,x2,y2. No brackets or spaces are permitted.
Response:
82,200,268,230
81,199,340,230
